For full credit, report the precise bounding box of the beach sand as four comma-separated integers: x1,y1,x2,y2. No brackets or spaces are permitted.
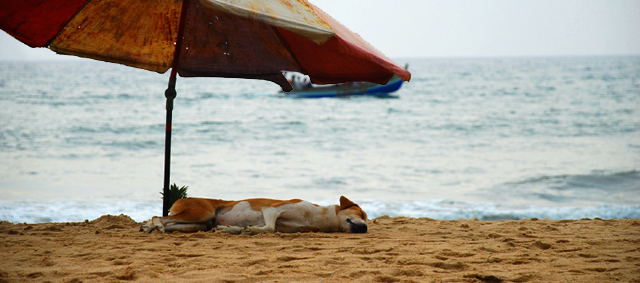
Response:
1,215,639,282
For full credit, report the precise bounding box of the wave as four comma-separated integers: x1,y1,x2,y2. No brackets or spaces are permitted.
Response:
1,198,638,224
0,199,160,224
509,170,639,189
487,170,640,205
358,199,640,221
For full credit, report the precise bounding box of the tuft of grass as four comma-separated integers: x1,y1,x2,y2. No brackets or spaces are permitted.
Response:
161,183,188,215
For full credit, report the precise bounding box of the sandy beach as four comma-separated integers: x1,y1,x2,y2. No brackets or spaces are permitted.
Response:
1,214,639,282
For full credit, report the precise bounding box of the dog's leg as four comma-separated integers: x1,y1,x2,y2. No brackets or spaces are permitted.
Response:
241,207,283,235
140,198,222,233
139,216,165,233
141,216,210,233
152,216,166,233
164,223,210,233
139,218,156,233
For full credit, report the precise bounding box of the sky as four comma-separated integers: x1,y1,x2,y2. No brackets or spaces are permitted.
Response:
0,0,638,60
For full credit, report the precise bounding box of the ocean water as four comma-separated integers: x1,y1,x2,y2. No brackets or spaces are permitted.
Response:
1,56,639,223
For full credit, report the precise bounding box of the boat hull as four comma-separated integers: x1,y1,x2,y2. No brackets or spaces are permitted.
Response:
284,74,403,98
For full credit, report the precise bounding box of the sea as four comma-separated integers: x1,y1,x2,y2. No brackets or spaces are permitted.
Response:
1,56,639,223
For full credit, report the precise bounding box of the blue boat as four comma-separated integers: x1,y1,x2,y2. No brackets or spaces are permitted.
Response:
283,65,406,98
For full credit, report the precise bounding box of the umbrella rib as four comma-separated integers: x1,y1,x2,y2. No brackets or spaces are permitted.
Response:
271,26,307,76
170,0,191,79
200,1,334,44
46,0,94,48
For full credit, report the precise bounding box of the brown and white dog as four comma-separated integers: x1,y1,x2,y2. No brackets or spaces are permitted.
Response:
140,196,368,234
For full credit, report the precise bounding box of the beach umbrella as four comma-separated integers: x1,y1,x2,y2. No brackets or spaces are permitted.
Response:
1,0,412,215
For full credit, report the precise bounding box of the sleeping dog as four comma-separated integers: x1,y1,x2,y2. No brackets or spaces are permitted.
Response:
140,196,368,234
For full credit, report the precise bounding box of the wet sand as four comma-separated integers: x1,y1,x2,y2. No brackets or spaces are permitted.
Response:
1,214,639,282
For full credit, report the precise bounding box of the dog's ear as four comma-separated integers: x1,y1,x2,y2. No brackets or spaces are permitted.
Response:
339,196,356,210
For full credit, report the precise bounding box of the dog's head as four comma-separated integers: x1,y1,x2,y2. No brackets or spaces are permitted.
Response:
337,196,368,233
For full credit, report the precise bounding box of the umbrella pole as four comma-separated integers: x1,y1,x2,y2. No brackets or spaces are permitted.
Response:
163,78,176,217
163,0,190,216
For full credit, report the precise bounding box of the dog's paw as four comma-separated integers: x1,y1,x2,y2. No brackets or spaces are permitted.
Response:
215,225,242,234
139,224,154,233
240,227,255,235
151,217,165,233
140,219,156,233
241,226,273,235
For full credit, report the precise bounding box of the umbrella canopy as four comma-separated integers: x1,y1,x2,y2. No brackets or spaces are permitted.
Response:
1,0,410,89
1,0,411,215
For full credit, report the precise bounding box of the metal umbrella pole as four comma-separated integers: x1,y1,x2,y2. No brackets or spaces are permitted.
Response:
162,0,190,216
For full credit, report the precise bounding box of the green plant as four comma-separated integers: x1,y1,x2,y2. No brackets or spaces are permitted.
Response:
161,183,188,215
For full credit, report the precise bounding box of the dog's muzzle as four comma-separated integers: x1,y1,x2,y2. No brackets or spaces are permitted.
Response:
347,219,368,233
